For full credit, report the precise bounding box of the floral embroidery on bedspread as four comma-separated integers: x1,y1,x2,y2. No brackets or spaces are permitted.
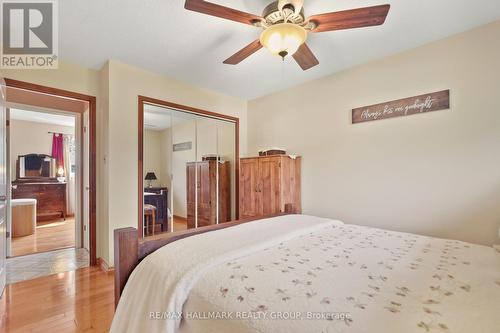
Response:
188,224,500,333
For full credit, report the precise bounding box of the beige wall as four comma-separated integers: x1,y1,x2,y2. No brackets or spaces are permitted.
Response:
0,61,100,97
98,62,110,263
247,21,500,246
9,119,74,180
105,60,247,264
158,128,172,191
143,129,164,186
171,120,196,218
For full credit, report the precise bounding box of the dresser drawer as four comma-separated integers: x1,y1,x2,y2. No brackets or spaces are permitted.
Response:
12,182,67,221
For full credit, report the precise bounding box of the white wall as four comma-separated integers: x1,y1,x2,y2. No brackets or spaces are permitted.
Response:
247,20,500,246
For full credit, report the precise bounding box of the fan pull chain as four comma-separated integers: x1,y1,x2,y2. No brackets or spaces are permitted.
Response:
281,58,285,82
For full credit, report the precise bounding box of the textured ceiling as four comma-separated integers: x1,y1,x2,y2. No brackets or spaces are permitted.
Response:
59,0,500,99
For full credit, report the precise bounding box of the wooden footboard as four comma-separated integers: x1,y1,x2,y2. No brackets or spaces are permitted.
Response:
114,206,296,307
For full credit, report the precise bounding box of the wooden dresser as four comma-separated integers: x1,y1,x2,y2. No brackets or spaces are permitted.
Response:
186,160,230,229
12,180,67,222
239,155,301,219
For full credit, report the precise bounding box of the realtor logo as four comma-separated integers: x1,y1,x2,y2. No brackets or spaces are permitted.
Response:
1,0,58,68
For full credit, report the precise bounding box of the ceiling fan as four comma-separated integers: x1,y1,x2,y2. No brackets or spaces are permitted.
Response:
184,0,390,70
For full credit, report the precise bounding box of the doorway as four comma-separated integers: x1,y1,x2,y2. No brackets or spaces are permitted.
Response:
9,109,79,257
0,79,96,287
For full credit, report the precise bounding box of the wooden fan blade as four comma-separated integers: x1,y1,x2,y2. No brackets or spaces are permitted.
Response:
223,40,263,65
293,43,319,70
308,4,390,33
185,0,262,26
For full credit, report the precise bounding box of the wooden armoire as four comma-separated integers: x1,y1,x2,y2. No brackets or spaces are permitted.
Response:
186,160,231,229
239,155,301,219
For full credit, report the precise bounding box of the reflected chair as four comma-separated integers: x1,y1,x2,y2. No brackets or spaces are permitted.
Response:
143,204,157,236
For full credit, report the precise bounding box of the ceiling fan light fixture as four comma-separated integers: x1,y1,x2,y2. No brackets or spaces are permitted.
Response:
260,23,307,59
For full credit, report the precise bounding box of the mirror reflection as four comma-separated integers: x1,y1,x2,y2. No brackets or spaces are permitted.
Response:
17,154,57,179
142,103,237,238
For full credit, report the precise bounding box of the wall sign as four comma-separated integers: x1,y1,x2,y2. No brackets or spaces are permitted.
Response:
173,141,192,151
352,90,450,124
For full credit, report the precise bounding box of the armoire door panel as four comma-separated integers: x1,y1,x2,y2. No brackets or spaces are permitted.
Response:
258,158,281,215
187,161,231,228
196,206,211,226
239,159,260,218
279,156,299,213
186,163,196,228
198,163,211,209
217,162,231,223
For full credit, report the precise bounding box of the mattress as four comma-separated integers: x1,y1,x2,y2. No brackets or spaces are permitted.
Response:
111,215,500,333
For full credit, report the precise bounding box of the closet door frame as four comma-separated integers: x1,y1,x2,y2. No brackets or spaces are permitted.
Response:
137,96,240,238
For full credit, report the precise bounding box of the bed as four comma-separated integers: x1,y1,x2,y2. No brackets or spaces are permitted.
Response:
111,214,500,333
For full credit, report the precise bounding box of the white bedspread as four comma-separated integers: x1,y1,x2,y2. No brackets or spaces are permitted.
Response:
111,215,500,333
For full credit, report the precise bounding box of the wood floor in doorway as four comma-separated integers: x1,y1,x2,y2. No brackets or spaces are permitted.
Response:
11,217,75,257
0,267,114,333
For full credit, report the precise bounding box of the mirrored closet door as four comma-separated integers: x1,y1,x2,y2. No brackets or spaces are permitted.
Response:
140,99,237,239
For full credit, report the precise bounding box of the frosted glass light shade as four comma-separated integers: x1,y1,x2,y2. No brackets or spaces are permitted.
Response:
260,23,307,58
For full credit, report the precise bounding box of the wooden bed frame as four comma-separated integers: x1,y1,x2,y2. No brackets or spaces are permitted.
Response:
114,206,295,306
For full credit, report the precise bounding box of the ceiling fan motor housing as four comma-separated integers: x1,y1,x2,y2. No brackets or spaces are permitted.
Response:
262,1,305,25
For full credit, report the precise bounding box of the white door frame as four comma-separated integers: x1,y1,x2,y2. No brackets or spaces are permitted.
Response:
82,110,90,251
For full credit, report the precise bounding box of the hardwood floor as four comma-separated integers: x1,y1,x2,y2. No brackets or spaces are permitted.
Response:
6,248,89,285
173,216,187,232
143,216,187,240
0,267,114,332
11,218,75,257
1,217,188,332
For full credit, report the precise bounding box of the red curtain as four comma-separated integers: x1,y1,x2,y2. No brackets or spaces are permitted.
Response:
51,133,64,169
